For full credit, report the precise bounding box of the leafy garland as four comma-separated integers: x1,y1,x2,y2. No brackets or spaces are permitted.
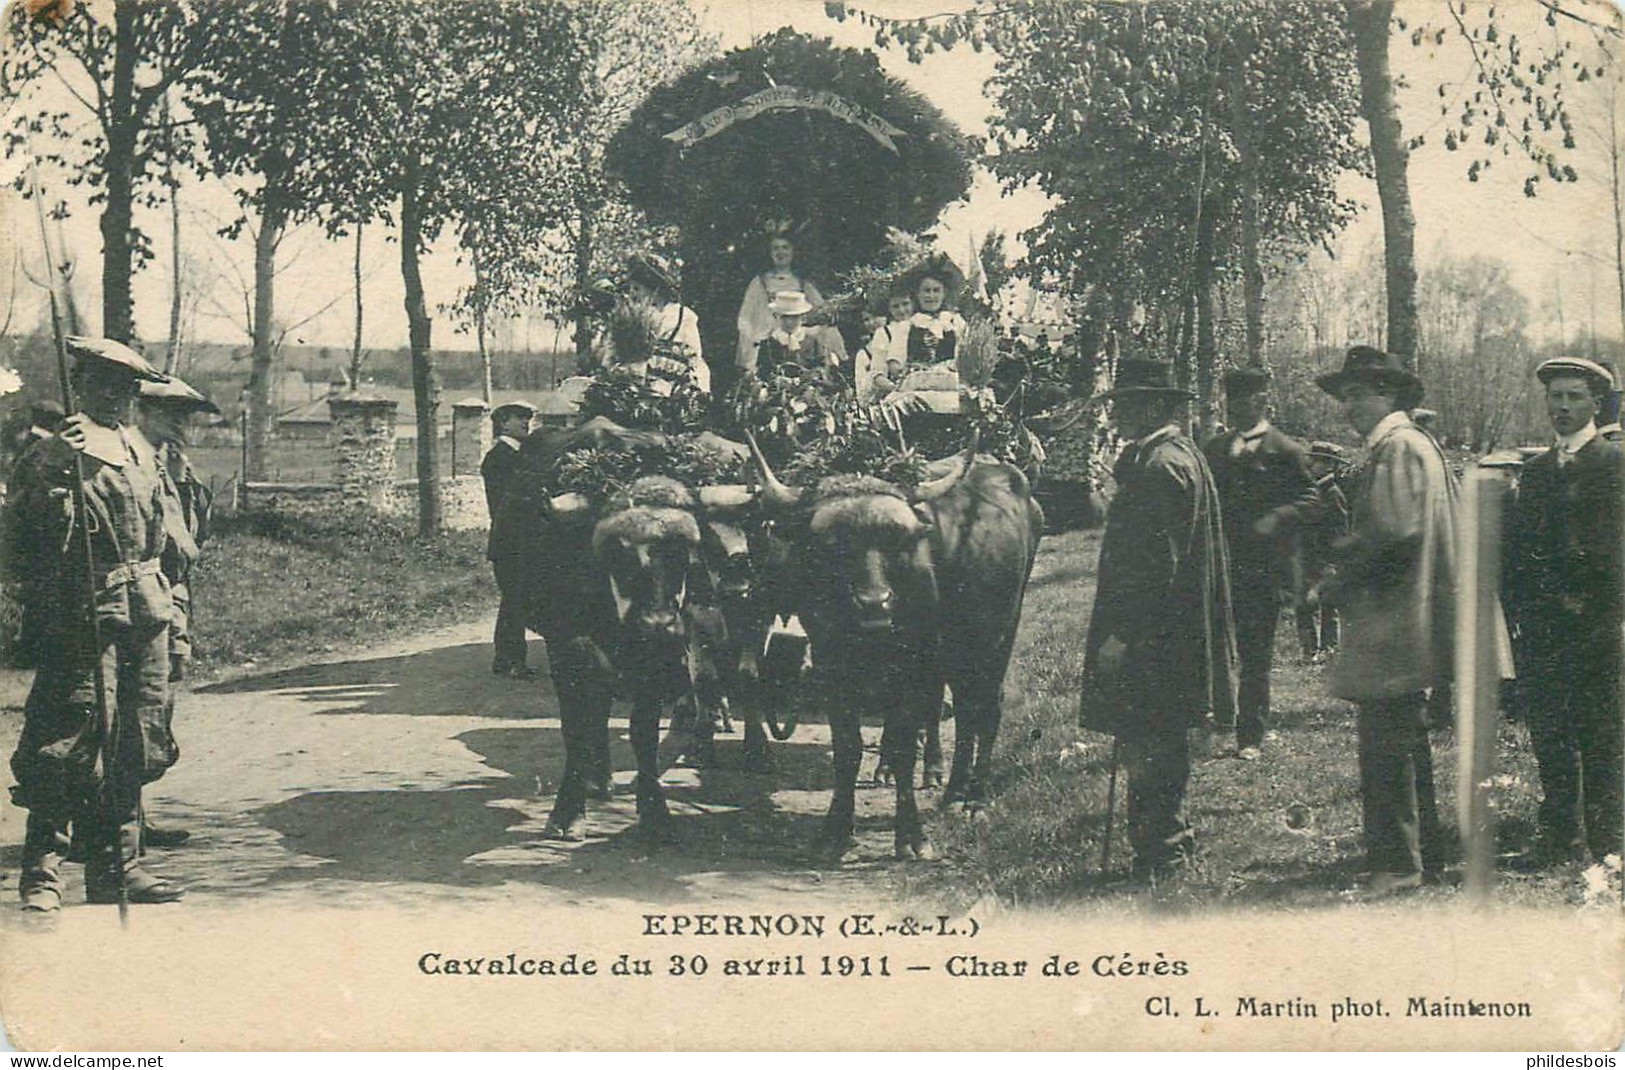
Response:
549,436,749,502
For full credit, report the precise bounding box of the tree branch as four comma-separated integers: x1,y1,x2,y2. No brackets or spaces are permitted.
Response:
1535,0,1623,38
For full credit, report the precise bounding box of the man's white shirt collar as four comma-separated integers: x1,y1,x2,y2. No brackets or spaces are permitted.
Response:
1239,419,1270,440
1364,409,1411,448
1555,421,1597,455
497,435,522,451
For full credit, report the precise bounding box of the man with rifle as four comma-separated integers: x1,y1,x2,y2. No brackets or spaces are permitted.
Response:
7,337,192,911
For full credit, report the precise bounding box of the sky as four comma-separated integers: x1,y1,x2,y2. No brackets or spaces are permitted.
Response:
1,0,1622,357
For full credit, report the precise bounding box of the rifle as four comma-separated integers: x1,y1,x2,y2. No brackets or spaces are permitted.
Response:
26,143,128,925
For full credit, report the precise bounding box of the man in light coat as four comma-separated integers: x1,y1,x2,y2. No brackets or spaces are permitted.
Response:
1313,346,1458,898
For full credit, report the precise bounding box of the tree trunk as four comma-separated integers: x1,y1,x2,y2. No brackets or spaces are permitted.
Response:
350,222,364,390
473,241,493,405
572,191,596,374
1347,0,1419,366
245,193,286,482
1609,87,1625,345
401,167,443,539
163,93,183,373
1228,50,1265,367
100,0,140,342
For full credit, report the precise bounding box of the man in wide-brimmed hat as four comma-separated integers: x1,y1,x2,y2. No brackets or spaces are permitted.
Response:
1203,366,1318,761
1079,358,1238,881
1312,345,1456,898
6,337,191,909
1503,355,1623,869
483,401,539,678
134,373,221,851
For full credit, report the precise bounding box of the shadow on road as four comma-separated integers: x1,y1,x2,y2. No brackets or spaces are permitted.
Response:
196,641,556,720
162,717,905,906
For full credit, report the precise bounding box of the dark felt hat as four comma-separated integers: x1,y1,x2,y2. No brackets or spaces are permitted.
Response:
1315,345,1423,408
491,401,538,423
1535,356,1615,395
139,374,220,415
1092,357,1196,403
66,336,167,383
1222,365,1272,394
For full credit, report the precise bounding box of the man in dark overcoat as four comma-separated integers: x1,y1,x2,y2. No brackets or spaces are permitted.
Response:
484,401,537,677
1203,367,1317,759
1503,356,1624,868
6,337,192,910
1080,358,1239,880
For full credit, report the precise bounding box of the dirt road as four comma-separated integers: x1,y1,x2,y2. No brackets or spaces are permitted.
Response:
0,616,929,913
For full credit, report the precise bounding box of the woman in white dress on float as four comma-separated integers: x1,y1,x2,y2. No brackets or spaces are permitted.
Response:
736,232,823,376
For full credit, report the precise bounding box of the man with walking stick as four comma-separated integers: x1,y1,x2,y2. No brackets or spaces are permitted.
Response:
7,337,192,910
1078,358,1239,882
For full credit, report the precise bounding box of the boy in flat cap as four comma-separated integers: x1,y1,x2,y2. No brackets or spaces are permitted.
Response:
1503,356,1623,868
1203,366,1318,759
1313,346,1457,898
135,374,219,850
5,337,192,909
483,402,537,678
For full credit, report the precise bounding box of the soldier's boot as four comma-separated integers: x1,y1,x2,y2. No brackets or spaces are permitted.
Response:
85,821,185,905
19,813,68,913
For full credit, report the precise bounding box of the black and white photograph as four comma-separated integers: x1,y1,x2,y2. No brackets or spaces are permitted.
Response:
0,0,1621,1053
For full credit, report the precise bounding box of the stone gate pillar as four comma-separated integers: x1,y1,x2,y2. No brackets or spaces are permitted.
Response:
329,394,399,511
451,399,491,477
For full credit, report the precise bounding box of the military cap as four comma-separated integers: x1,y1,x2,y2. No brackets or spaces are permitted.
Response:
491,401,538,423
1534,356,1615,395
1222,366,1272,394
66,336,167,382
139,374,220,415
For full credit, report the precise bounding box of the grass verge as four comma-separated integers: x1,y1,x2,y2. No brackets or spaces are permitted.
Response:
184,509,497,680
900,530,1620,912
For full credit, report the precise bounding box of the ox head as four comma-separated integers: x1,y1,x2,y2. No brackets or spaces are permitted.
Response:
551,475,703,648
745,432,977,635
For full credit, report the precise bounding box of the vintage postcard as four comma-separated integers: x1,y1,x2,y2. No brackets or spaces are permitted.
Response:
0,0,1621,1052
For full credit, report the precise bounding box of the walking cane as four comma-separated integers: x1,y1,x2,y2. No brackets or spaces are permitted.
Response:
27,143,128,926
1100,737,1121,876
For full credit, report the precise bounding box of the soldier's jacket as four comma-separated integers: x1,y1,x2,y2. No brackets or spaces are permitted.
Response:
3,420,196,640
152,438,212,665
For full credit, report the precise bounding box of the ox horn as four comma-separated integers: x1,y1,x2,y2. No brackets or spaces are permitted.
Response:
548,491,592,516
697,483,757,510
744,431,804,509
911,430,981,503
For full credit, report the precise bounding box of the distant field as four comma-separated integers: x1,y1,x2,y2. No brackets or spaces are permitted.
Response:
188,437,433,493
